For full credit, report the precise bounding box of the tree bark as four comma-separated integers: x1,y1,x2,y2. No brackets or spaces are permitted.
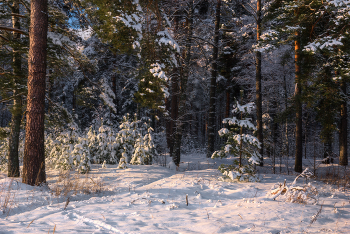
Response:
207,0,221,158
256,0,263,166
294,31,303,173
8,0,22,177
339,80,348,166
169,69,179,157
22,0,48,185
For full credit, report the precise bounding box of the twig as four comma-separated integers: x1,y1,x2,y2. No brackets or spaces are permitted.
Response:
64,197,70,210
27,218,36,228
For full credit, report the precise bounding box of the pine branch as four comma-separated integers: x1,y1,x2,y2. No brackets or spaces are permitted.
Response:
0,35,9,41
0,26,28,35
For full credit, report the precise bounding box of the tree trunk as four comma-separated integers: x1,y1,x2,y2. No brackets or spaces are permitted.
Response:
323,136,332,158
112,74,118,116
339,80,348,165
22,0,48,185
207,0,221,158
165,97,172,152
170,71,178,158
173,2,193,166
283,72,289,158
8,0,22,178
256,0,263,166
294,31,303,173
225,90,230,118
168,16,180,159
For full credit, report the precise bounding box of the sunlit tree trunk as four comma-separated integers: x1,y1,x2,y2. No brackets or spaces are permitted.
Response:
22,0,48,185
294,31,303,173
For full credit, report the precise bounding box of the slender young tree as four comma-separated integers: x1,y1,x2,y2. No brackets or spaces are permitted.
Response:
207,0,221,158
256,0,263,166
22,0,48,185
339,80,348,166
8,0,22,177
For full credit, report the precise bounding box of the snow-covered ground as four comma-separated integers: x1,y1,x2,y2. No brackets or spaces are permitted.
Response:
1,154,349,233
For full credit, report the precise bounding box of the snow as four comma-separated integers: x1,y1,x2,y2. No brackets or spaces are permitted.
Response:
1,154,350,233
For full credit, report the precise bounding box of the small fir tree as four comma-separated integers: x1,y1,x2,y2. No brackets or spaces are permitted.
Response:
212,101,261,182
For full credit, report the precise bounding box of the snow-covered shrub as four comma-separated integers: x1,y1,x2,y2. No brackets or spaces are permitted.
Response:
46,124,91,173
267,168,319,204
87,124,119,164
212,101,261,182
0,137,8,172
45,115,157,171
117,114,156,168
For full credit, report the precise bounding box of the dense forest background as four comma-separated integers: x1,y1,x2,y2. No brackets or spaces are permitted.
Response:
1,0,350,183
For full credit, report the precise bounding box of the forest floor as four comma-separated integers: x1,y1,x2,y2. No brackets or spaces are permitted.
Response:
1,153,349,233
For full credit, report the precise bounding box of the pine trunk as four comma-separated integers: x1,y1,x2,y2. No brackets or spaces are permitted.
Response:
170,70,179,157
225,91,230,118
207,0,221,158
339,80,348,165
168,16,179,159
256,0,263,166
8,0,22,178
22,0,48,185
294,31,303,173
172,2,193,166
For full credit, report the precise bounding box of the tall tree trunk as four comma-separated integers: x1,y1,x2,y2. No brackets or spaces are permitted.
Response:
168,16,179,159
22,0,48,185
173,2,193,166
271,104,278,174
207,0,221,158
170,71,178,158
112,74,118,116
256,0,263,166
339,80,348,165
323,135,332,158
225,90,230,118
294,31,303,173
8,0,22,177
283,72,289,158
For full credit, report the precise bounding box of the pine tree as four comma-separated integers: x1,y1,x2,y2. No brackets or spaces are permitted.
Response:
22,0,49,185
212,100,260,182
7,0,24,177
255,0,263,166
207,0,221,158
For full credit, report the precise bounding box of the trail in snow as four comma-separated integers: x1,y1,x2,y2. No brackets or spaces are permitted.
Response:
1,154,350,233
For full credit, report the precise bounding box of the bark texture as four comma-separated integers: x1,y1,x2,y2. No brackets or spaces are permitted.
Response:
22,0,48,185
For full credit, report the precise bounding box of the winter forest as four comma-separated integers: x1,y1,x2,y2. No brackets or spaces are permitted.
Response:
1,0,350,233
